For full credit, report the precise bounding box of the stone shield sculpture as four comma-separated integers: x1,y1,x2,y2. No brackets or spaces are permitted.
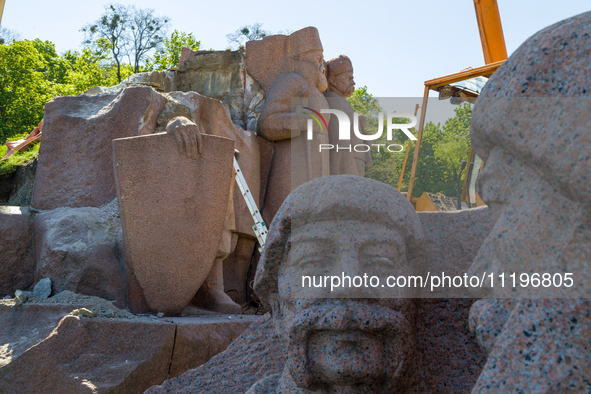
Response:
113,132,235,315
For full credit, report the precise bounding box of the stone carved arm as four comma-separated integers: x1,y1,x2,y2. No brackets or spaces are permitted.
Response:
258,77,321,141
166,116,203,160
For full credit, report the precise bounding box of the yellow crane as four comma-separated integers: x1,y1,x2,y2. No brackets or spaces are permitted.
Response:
404,0,508,211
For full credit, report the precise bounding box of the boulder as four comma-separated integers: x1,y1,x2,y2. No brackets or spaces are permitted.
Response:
33,199,127,307
0,314,176,394
175,49,265,131
176,50,245,127
0,303,85,368
32,86,166,210
168,315,256,378
7,158,37,206
122,70,177,92
0,295,261,393
32,278,52,298
0,206,35,297
145,314,282,394
113,132,235,315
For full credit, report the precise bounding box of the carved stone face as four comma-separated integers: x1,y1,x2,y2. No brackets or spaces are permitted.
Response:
294,49,328,92
329,69,355,98
467,128,586,298
274,219,418,392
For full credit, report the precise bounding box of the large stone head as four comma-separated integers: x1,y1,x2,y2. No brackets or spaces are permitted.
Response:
255,175,425,392
326,55,356,97
468,11,591,296
289,27,328,92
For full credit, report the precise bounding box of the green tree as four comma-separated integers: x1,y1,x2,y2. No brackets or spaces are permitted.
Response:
348,86,412,188
145,30,200,71
82,4,129,83
409,103,472,197
349,86,473,197
59,48,110,95
0,40,51,143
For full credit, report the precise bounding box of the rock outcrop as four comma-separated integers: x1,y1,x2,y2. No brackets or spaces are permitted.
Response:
32,87,166,210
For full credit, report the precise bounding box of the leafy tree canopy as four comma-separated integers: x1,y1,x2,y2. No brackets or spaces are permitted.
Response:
145,30,201,71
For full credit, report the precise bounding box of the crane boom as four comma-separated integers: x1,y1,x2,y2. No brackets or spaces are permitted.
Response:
473,0,508,64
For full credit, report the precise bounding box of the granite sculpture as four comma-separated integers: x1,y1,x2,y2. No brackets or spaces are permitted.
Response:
467,10,591,393
324,55,373,177
246,27,330,223
248,175,425,393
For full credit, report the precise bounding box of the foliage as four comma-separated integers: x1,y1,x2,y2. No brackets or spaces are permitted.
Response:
348,86,410,188
82,4,169,80
145,30,201,71
349,86,473,197
82,3,130,83
0,41,52,144
0,142,40,175
226,23,269,49
127,6,169,72
405,104,472,197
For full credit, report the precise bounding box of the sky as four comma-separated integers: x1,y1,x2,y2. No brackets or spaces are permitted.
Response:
1,0,590,98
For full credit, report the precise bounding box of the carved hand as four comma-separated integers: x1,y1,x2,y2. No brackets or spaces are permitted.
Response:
165,116,203,160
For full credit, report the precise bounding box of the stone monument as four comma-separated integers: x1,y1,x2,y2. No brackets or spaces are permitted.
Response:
246,27,330,223
467,10,591,393
248,175,425,393
324,55,373,177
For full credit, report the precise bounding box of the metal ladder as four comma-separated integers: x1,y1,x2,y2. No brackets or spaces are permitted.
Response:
233,157,268,252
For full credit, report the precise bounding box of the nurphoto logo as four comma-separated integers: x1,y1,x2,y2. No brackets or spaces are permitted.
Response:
303,108,418,153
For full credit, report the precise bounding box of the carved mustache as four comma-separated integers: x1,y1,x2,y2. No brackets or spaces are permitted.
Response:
283,302,415,390
287,302,411,335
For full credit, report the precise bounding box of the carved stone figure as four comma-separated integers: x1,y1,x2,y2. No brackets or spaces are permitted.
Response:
247,175,425,393
324,55,373,177
113,118,236,315
115,91,259,315
467,10,591,393
246,27,330,223
165,116,242,314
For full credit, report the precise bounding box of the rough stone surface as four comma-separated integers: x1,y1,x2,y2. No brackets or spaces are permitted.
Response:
113,132,235,315
0,171,16,204
32,86,166,210
471,299,591,393
33,199,127,307
168,316,255,378
0,303,85,368
0,315,175,393
122,70,177,92
0,206,35,297
0,295,259,393
176,50,248,128
32,278,52,298
418,207,493,297
222,238,257,305
150,177,490,393
145,314,281,394
466,11,591,393
6,158,37,206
